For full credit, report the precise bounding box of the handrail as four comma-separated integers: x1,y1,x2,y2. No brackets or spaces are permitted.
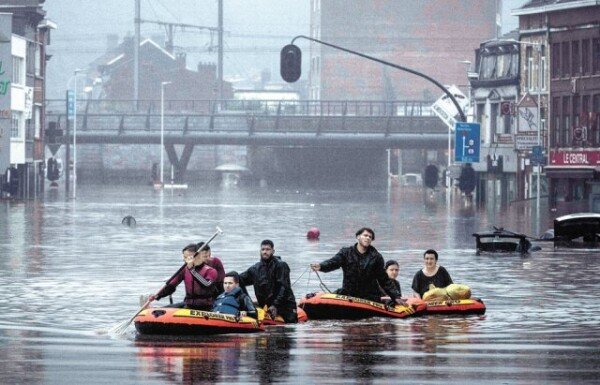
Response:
45,98,436,117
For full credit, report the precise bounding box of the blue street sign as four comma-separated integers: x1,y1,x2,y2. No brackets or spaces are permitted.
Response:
530,145,545,166
454,122,480,163
67,90,75,120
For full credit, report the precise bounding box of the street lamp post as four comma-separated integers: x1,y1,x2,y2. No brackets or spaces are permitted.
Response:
160,81,171,186
71,69,85,199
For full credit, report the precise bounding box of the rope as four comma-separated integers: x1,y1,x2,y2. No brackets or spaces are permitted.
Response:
291,265,310,287
314,270,332,293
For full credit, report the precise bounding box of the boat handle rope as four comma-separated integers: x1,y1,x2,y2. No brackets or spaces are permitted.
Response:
292,265,310,287
314,270,332,293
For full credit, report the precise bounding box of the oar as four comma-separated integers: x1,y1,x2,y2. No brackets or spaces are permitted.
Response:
108,226,223,335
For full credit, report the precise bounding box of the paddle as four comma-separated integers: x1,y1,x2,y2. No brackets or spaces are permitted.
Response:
108,226,223,335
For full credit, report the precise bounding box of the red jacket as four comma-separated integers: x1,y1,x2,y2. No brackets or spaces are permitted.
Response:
157,263,218,308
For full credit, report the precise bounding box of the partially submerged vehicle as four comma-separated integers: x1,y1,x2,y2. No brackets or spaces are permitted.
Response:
473,227,532,254
553,213,600,249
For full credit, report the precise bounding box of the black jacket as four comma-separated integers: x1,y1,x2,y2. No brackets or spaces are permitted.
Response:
239,256,297,311
320,244,400,302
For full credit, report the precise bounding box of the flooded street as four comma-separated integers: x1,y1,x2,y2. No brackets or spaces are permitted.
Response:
1,184,599,384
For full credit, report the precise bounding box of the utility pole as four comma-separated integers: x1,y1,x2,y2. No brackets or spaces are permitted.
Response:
218,0,224,100
134,0,140,104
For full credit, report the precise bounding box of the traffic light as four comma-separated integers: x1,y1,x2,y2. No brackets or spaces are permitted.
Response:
424,164,439,189
458,163,476,194
280,44,302,83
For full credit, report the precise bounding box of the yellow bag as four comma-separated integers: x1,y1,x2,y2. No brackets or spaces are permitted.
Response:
445,283,471,300
422,284,449,301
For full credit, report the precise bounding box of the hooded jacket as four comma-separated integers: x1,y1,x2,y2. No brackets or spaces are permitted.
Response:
319,244,400,302
239,256,297,311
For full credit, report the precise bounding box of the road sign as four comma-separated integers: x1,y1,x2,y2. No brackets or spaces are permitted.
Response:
431,85,469,130
67,90,75,120
530,145,545,166
454,122,480,163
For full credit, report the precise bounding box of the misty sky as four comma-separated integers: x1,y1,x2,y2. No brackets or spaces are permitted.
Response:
44,0,528,99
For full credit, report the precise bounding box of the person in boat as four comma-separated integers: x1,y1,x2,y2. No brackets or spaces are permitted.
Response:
310,227,406,306
411,249,453,299
212,271,258,319
148,243,218,310
239,240,298,323
196,241,226,297
380,260,401,301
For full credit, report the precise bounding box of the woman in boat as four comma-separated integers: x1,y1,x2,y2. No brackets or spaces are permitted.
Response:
411,249,453,299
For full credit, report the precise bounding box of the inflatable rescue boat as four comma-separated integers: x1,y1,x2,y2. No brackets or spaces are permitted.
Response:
299,292,425,320
424,298,486,315
134,307,264,335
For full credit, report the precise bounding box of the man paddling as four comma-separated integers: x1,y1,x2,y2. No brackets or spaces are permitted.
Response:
310,227,407,306
148,243,218,310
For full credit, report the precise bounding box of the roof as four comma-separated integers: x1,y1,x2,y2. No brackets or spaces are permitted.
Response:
512,0,600,15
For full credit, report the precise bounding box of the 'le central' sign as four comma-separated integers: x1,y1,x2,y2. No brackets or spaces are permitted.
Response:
549,150,600,166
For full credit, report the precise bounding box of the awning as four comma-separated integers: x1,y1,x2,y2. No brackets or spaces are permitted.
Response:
544,166,598,179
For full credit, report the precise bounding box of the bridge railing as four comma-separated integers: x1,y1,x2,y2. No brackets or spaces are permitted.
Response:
45,99,436,117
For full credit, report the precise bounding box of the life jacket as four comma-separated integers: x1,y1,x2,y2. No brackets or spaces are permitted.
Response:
212,287,243,315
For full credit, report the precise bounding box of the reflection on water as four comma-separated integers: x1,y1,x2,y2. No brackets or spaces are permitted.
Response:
1,185,599,384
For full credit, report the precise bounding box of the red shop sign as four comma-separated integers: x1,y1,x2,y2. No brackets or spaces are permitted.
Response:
549,150,600,166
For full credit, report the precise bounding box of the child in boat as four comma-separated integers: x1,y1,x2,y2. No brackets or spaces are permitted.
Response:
213,271,258,319
380,260,402,302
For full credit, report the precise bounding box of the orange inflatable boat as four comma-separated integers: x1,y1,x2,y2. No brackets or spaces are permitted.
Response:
134,307,264,335
299,292,425,320
423,298,486,315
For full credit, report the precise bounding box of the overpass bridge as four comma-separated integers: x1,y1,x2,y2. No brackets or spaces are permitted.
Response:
45,99,447,148
45,99,449,186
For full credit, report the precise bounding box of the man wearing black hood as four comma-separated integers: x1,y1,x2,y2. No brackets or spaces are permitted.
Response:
239,239,298,323
311,227,406,305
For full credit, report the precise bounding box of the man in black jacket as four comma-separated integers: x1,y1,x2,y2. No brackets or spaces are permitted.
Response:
239,239,298,323
311,227,406,305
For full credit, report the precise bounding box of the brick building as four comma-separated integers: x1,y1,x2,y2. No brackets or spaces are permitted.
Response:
308,0,499,101
514,0,600,213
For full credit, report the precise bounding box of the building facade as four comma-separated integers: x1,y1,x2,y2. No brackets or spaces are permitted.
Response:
308,0,499,101
514,0,600,214
469,32,522,206
0,0,54,199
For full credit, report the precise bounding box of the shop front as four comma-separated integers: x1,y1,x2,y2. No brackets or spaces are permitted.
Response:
546,150,600,214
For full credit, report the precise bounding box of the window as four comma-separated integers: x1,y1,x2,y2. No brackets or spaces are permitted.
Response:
540,45,546,90
552,97,560,147
561,42,570,77
527,57,534,91
594,94,600,145
34,106,41,139
573,95,580,130
526,46,533,90
35,45,41,76
562,97,570,146
497,53,511,78
552,43,561,78
480,55,495,79
11,111,22,138
541,56,547,90
582,39,590,75
27,42,35,75
12,56,24,86
593,39,600,74
572,40,580,76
